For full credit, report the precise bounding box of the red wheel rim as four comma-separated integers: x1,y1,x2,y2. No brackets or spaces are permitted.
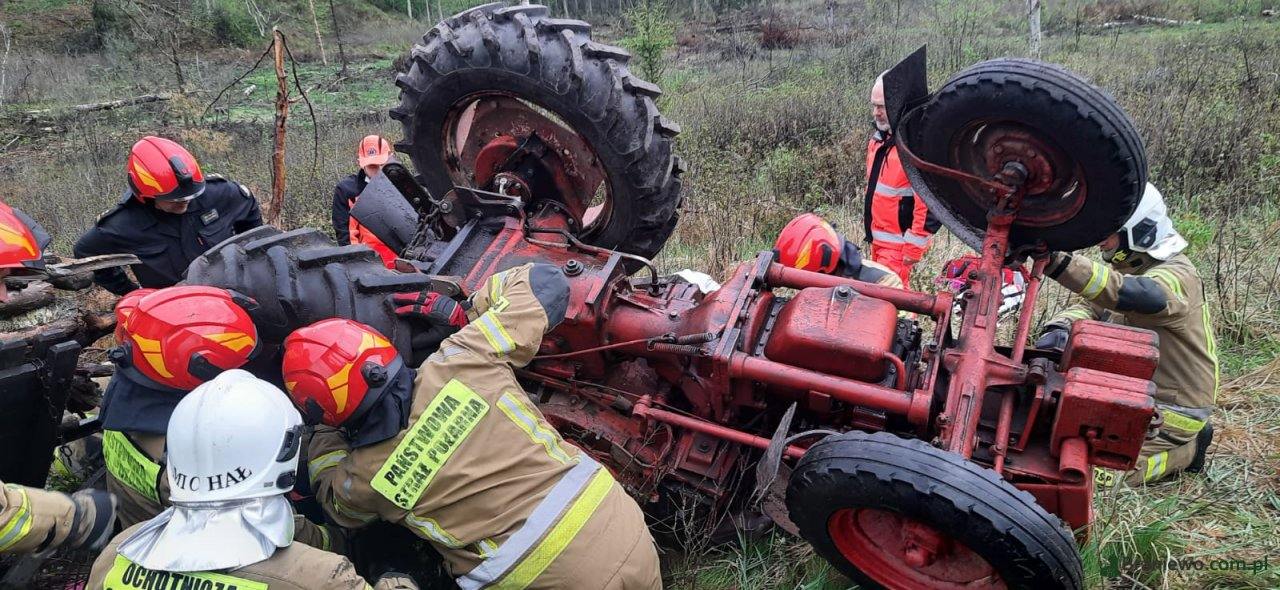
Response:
827,508,1006,590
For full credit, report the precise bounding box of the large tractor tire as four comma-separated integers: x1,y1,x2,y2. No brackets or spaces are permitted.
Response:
787,431,1083,590
392,2,683,262
901,58,1147,252
185,226,429,352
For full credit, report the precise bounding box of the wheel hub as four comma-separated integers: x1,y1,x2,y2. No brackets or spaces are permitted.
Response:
827,508,1005,589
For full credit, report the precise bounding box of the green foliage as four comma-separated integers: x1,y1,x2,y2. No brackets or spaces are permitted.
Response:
202,0,262,47
621,0,675,84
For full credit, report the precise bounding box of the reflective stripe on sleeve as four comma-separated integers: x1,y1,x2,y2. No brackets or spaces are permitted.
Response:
498,393,573,464
1144,451,1169,482
0,486,33,551
477,311,516,355
1081,261,1110,300
457,456,612,590
488,272,511,312
1146,269,1185,299
406,513,466,548
874,182,914,197
309,450,349,487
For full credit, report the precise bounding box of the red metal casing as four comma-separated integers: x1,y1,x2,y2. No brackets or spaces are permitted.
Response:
763,287,897,383
1052,367,1156,470
1062,320,1160,380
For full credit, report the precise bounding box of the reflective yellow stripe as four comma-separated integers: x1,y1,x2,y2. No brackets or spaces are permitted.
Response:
489,272,510,312
104,554,269,590
372,379,490,509
1144,451,1168,482
1161,410,1206,434
477,311,516,355
498,393,572,464
477,538,500,558
103,430,162,504
1202,302,1220,401
1081,262,1110,300
1147,269,1184,299
406,513,466,548
0,486,33,551
316,523,333,551
308,450,349,487
334,498,379,524
494,468,615,589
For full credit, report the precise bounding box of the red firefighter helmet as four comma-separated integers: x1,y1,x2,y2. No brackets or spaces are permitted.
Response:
113,288,157,344
774,213,842,274
118,286,258,390
0,200,48,275
126,136,206,202
282,318,401,427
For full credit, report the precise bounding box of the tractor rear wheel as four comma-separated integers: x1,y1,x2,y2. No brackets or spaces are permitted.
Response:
392,2,684,262
184,226,429,352
787,431,1083,590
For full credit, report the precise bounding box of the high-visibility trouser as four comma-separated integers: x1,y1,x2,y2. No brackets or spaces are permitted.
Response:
869,234,929,285
455,456,661,590
1093,404,1209,487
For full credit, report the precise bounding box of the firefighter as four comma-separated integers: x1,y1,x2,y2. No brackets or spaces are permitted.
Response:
282,263,663,589
1037,184,1217,486
73,136,263,296
101,286,341,553
864,74,939,285
1,200,119,555
87,369,417,590
332,135,397,267
774,212,903,288
0,199,52,303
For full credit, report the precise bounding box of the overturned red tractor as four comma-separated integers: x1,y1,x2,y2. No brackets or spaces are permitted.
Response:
188,4,1158,588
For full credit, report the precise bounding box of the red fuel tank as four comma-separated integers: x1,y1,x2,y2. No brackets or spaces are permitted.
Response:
763,286,898,383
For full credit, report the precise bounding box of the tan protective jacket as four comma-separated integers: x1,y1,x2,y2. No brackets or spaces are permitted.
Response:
104,430,342,553
1047,253,1219,484
1046,253,1219,419
0,481,99,553
308,263,661,589
87,523,415,590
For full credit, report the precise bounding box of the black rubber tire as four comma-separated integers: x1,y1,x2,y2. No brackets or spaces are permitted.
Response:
392,2,684,262
184,226,429,352
908,58,1147,252
787,431,1083,590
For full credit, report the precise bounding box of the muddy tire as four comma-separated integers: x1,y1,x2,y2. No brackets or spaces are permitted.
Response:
787,431,1083,590
905,58,1147,252
392,2,684,262
185,226,428,352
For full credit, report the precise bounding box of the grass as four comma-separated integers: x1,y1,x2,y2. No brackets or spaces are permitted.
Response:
2,1,1279,588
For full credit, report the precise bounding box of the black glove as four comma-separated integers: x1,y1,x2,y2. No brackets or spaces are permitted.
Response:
69,489,117,552
393,291,468,361
1035,326,1069,353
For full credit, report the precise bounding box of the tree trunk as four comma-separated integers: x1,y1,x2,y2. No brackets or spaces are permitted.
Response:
269,28,288,227
307,0,328,65
406,0,413,20
1027,0,1042,58
328,0,348,75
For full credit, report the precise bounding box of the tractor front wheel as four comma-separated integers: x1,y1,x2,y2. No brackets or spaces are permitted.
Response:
786,431,1083,590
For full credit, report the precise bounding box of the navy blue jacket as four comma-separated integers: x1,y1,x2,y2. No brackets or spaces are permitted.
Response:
73,176,263,295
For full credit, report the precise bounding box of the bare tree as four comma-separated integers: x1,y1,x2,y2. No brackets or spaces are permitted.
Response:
308,0,328,65
0,23,11,107
406,0,413,20
327,0,348,75
1027,0,1042,58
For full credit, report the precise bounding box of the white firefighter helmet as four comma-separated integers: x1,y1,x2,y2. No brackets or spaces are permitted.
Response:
1114,183,1187,261
165,368,303,503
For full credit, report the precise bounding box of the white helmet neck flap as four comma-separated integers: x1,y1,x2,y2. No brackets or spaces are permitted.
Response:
1111,183,1187,263
166,368,303,503
118,369,303,572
